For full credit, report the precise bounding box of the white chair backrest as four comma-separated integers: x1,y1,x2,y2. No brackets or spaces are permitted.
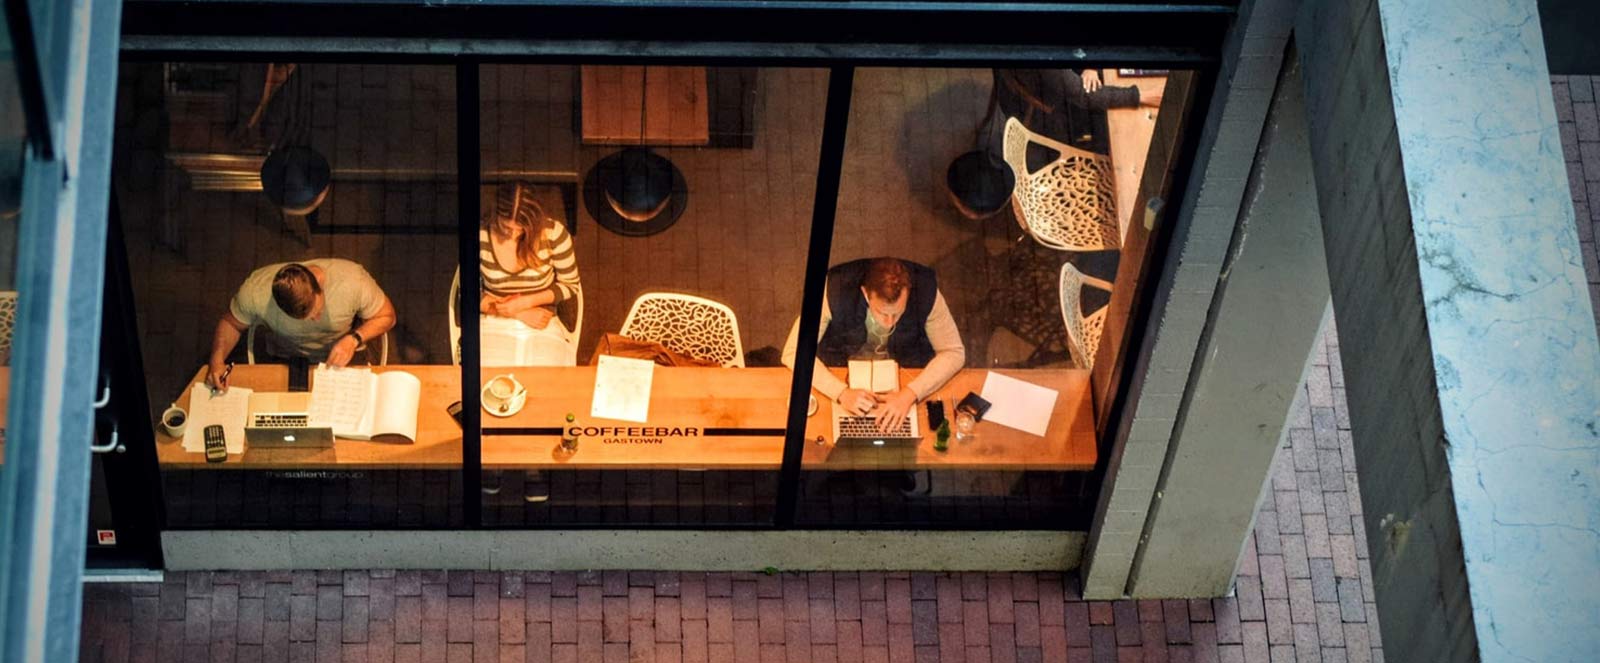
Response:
1003,117,1121,252
448,268,462,365
1059,262,1108,370
620,292,745,368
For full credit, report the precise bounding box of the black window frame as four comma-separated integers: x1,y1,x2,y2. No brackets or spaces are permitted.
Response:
115,0,1228,531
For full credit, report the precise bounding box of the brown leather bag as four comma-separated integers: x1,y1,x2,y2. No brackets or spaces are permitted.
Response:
588,332,719,368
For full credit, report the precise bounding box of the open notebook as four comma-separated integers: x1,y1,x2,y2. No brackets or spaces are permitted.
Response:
308,364,422,441
848,358,899,393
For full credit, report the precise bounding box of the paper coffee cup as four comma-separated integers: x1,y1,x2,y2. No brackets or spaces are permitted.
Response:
161,404,188,437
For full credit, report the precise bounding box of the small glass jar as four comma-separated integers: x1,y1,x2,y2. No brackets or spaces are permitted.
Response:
954,411,977,442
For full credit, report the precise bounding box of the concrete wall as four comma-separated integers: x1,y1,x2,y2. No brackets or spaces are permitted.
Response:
1080,0,1302,599
1126,54,1332,598
161,531,1084,572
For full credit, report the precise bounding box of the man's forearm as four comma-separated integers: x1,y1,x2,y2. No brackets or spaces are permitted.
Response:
353,313,396,342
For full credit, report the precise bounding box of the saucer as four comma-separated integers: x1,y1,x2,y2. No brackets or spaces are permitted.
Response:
482,388,528,417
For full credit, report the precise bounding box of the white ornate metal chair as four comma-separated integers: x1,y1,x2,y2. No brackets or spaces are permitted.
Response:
1059,262,1114,370
1003,117,1121,252
0,291,15,366
619,292,745,368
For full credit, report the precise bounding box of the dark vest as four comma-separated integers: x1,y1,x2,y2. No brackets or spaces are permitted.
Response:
817,259,939,368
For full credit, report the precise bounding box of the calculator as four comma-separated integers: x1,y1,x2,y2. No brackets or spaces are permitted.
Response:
204,424,227,463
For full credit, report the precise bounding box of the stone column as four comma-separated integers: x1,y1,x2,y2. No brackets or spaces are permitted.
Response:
1296,0,1600,659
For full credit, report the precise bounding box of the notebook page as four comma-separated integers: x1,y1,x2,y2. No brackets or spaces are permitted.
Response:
372,371,422,441
182,384,253,454
872,359,899,393
309,364,374,437
592,354,654,423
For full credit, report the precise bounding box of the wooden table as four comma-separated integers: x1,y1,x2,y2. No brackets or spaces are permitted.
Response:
155,364,1097,472
580,66,710,146
155,366,465,469
1103,70,1168,239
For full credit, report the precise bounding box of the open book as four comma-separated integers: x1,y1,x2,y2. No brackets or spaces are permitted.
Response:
848,358,899,393
308,364,422,441
481,315,571,366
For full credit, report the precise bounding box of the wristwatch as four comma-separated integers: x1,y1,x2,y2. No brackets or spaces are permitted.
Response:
347,330,366,349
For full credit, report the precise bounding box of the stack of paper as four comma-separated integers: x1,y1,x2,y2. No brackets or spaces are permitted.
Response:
182,384,252,454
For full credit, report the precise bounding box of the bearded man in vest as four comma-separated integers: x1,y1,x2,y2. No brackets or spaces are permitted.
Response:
782,257,966,433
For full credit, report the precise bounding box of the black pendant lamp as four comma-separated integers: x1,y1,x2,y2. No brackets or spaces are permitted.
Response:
583,68,689,237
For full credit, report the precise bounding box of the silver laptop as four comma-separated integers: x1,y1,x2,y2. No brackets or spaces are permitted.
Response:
832,409,922,446
245,392,334,448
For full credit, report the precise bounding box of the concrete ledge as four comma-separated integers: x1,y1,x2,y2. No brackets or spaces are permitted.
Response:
162,530,1085,571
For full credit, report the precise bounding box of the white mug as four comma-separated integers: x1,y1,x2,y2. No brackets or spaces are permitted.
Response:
482,374,526,408
161,403,188,437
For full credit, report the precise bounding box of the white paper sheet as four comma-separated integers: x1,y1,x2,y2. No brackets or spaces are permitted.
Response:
591,354,655,423
978,372,1058,437
309,364,373,437
182,383,253,454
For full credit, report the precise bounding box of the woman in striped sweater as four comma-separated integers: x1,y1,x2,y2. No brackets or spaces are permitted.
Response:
479,182,580,336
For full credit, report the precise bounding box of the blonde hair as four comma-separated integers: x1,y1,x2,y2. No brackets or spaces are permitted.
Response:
484,182,551,271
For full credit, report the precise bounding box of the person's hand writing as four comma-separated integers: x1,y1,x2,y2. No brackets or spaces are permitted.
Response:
873,388,918,434
326,335,360,367
836,388,876,416
515,306,555,330
204,360,230,393
1081,69,1102,93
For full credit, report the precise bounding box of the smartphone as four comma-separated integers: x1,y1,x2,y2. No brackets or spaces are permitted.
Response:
447,401,464,428
926,400,946,430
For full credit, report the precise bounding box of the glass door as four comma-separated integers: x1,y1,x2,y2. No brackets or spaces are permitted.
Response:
85,196,165,569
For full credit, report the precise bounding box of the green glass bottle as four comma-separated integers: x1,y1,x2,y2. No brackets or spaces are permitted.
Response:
561,413,579,452
934,420,951,452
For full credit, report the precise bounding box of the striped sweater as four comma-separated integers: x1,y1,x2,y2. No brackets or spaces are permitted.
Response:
478,224,580,303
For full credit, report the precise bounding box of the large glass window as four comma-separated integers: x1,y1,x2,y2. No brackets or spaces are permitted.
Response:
108,56,1196,532
473,65,824,526
115,61,463,527
791,67,1192,528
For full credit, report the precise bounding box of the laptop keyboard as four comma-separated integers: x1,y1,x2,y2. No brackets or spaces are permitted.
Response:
252,414,309,428
837,414,916,439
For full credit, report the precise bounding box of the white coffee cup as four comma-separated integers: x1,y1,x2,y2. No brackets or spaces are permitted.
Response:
161,404,188,437
482,374,526,411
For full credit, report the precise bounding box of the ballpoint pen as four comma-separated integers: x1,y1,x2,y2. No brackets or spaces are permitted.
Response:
214,361,234,394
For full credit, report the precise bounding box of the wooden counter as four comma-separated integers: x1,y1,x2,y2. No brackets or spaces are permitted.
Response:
1104,70,1167,240
155,365,465,470
156,364,1097,472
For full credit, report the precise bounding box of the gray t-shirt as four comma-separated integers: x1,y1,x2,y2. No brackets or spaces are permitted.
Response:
229,258,388,360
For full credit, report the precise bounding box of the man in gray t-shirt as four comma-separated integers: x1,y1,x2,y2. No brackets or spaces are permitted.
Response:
205,258,396,391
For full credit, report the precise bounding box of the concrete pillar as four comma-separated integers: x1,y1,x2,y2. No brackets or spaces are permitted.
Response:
1296,0,1600,660
1126,55,1331,598
1080,0,1302,599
